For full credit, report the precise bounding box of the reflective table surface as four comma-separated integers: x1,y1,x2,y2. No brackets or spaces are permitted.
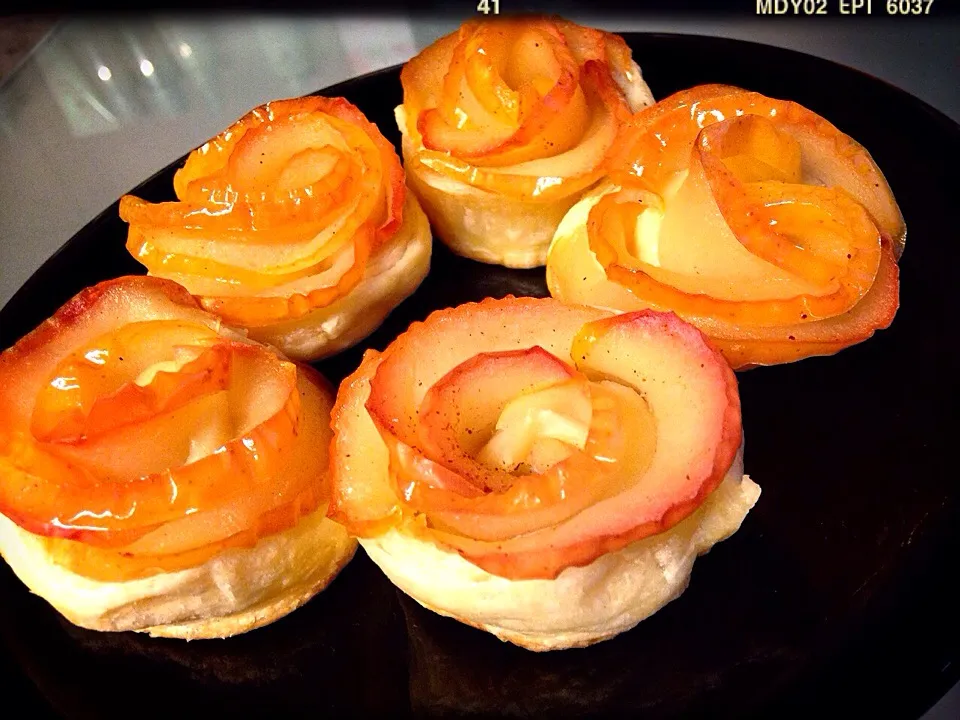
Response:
0,11,957,719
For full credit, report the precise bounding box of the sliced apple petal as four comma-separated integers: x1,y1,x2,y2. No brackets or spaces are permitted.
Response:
328,350,402,536
363,299,612,528
476,379,593,473
547,84,904,367
397,15,647,268
331,296,744,581
0,277,336,577
417,346,584,491
416,17,594,165
365,296,608,449
425,310,740,579
120,95,407,330
33,332,230,445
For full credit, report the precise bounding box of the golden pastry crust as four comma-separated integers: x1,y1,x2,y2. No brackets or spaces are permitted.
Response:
361,458,759,651
0,505,357,639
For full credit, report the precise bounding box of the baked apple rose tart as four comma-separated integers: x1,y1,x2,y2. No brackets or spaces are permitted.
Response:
331,296,760,651
120,96,431,362
547,85,906,368
396,16,655,268
0,277,356,639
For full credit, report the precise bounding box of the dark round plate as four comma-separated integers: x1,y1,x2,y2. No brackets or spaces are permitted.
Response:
1,32,958,720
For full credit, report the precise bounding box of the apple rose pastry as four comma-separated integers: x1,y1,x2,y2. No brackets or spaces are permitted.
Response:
0,277,356,639
119,96,432,362
396,16,655,268
547,84,906,368
330,296,760,651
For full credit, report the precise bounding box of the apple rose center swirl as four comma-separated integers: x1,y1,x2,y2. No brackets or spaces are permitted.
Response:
119,95,406,338
397,16,653,268
331,297,742,580
546,84,906,368
0,277,336,582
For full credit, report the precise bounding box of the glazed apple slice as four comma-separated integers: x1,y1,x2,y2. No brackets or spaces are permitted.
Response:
0,276,336,581
30,321,229,444
411,346,586,490
428,311,740,579
547,84,905,367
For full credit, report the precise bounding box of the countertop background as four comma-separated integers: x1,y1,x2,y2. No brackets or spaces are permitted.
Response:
0,10,957,718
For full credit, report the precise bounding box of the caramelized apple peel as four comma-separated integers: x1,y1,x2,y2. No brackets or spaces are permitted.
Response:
0,277,336,581
547,84,905,367
401,16,641,201
119,96,406,329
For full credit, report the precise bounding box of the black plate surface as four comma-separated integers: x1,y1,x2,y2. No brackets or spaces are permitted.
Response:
1,33,958,720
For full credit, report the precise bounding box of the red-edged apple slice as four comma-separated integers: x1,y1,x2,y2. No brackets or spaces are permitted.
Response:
328,350,403,536
331,297,741,580
427,310,742,579
362,300,618,538
415,346,585,492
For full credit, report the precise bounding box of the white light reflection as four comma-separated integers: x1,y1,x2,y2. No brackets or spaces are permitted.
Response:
139,58,155,77
84,348,108,365
532,176,563,197
51,376,79,391
67,503,138,522
242,436,260,461
696,109,725,128
56,502,139,531
97,65,112,81
178,42,193,58
51,518,109,533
